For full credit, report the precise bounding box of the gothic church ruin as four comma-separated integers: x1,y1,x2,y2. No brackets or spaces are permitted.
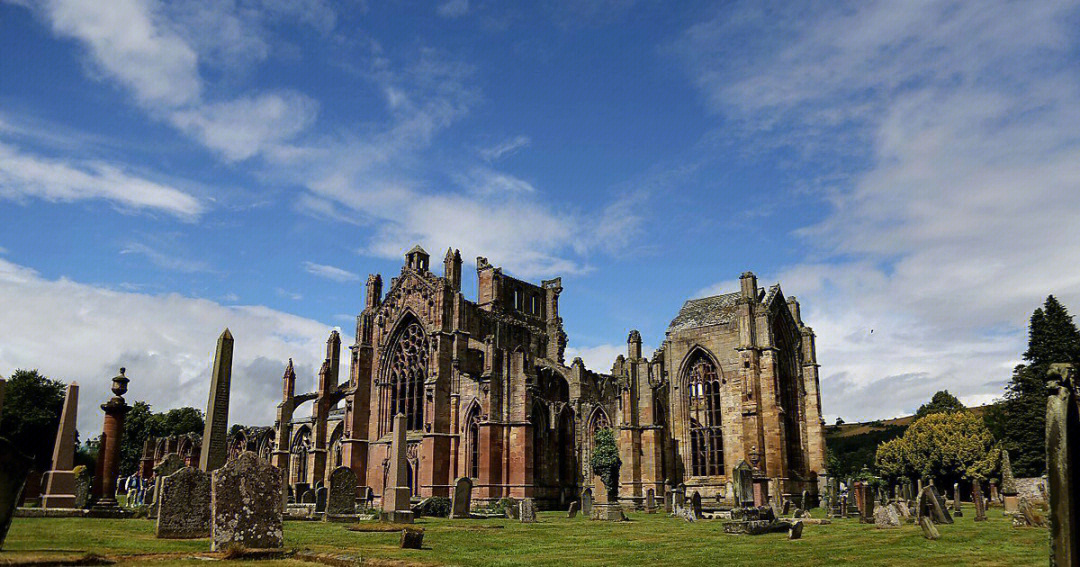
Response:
271,245,826,508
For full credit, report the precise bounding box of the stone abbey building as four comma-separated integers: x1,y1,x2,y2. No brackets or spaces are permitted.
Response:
271,245,826,508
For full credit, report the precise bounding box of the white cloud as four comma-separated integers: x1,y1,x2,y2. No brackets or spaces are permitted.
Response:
0,142,204,219
480,135,530,161
682,1,1080,421
437,0,469,18
0,257,343,437
169,91,319,162
120,242,211,273
303,261,360,283
566,341,656,374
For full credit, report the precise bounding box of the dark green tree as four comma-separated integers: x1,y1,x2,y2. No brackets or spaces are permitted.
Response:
914,390,966,420
998,295,1080,477
0,369,65,470
119,402,204,475
589,428,621,500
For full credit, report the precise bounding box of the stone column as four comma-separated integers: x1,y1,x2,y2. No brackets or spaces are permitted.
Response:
1046,363,1078,567
199,329,233,473
381,414,413,523
94,369,131,508
42,383,79,508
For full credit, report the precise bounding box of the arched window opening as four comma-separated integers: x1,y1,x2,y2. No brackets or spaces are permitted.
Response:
532,402,548,487
686,353,724,476
465,404,481,479
382,320,429,435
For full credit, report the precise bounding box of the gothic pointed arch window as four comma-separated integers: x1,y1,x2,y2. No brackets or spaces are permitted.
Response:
685,351,724,476
464,402,481,479
583,407,611,479
380,318,429,435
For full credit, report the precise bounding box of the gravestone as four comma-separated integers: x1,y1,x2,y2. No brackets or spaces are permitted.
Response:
450,477,472,519
505,499,520,520
929,486,952,523
895,500,911,519
315,486,327,513
42,383,79,508
645,488,656,513
673,484,686,513
520,498,536,523
801,490,809,511
199,329,233,473
663,482,673,513
733,461,754,507
568,501,579,518
326,466,357,517
294,482,311,503
1001,450,1019,514
380,414,413,524
919,516,940,540
400,527,423,549
1046,363,1078,567
874,503,901,529
788,520,804,540
918,486,952,525
690,491,703,518
301,490,315,504
581,487,593,517
952,483,962,517
151,454,186,518
972,478,987,522
210,451,283,551
782,499,792,516
73,467,92,509
0,437,32,550
859,484,874,524
839,494,847,517
155,466,211,539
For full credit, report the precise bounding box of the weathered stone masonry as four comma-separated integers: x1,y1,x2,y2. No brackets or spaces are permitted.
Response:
272,246,827,509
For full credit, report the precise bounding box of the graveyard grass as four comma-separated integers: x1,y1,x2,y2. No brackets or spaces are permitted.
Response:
2,508,1046,567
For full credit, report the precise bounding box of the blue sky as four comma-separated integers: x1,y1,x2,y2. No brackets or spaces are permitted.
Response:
2,0,1079,436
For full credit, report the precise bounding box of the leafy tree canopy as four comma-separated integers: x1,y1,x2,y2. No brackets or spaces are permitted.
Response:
1,369,66,470
875,411,999,484
914,390,966,420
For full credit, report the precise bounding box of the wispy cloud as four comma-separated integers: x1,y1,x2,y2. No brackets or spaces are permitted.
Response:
438,0,469,19
480,135,530,161
681,1,1080,420
276,287,303,301
303,261,360,283
0,141,203,219
120,242,211,273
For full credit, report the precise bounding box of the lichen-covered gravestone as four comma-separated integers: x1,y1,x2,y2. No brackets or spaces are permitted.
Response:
0,437,32,550
73,466,92,509
151,454,186,518
520,498,537,523
874,503,901,529
326,466,357,518
156,466,211,539
210,452,283,551
449,477,471,519
918,486,952,525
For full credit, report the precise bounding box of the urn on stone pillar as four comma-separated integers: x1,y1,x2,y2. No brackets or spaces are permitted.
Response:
92,368,131,509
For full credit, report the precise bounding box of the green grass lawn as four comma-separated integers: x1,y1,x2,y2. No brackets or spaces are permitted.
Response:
1,508,1048,567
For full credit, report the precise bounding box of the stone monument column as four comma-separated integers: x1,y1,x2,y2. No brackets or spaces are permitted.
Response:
381,414,414,523
94,369,131,508
42,383,79,508
199,329,233,473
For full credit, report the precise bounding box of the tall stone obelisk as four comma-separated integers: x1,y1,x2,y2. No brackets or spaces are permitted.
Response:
380,413,413,523
42,383,79,508
199,329,233,472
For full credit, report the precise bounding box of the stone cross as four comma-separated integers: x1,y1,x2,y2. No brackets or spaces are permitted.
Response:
381,413,413,524
155,466,211,539
450,476,472,519
0,437,32,550
326,466,357,517
210,451,283,551
199,329,233,473
42,382,79,508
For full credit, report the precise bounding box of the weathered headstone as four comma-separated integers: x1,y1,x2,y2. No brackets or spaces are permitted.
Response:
568,501,579,518
73,466,92,509
733,461,754,507
0,437,32,550
315,486,327,513
859,484,874,524
504,498,520,520
1000,449,1019,514
952,482,962,517
520,498,536,523
155,466,211,539
918,486,952,525
450,476,472,519
42,383,79,508
919,516,940,540
788,519,804,540
663,482,673,513
972,478,987,522
210,451,283,551
690,491,703,518
674,484,686,512
801,490,809,511
199,329,233,473
380,414,413,524
1046,362,1077,567
645,488,656,513
581,487,593,517
326,466,357,517
782,499,792,516
874,503,901,529
301,490,315,504
400,527,423,549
